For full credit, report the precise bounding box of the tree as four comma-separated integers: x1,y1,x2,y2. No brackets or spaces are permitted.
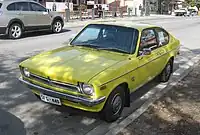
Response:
185,0,196,6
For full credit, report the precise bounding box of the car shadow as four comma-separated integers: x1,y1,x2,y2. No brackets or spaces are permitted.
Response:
0,108,26,135
0,29,71,40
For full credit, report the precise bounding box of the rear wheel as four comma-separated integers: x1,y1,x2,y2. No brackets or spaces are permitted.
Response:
8,23,22,39
100,86,125,122
158,59,173,82
52,20,63,33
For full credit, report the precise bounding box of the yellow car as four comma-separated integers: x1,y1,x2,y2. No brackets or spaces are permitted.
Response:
19,22,180,122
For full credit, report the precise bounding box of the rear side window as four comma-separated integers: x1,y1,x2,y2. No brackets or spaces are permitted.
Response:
7,3,15,11
15,2,29,11
30,2,46,12
155,28,169,46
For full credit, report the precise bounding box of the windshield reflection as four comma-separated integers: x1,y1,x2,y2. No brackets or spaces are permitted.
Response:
71,24,139,54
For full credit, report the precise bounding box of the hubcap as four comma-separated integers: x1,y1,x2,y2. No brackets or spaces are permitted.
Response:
54,22,62,32
111,94,122,115
166,63,171,78
11,25,21,38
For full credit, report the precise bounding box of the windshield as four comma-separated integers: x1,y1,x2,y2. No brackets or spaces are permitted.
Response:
70,24,139,54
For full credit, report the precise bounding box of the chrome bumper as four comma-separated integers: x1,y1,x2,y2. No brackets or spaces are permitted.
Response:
19,77,106,107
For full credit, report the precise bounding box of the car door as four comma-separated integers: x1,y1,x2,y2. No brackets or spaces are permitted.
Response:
14,2,35,27
29,2,51,27
154,27,171,74
136,28,160,85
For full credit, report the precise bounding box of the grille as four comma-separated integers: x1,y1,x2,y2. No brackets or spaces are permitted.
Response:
29,73,80,92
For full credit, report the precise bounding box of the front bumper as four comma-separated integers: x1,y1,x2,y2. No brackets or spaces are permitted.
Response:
19,77,106,107
0,27,6,34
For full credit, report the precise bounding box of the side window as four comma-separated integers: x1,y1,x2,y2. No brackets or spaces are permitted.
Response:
7,3,15,11
155,28,169,46
15,2,29,11
30,3,46,12
139,29,157,51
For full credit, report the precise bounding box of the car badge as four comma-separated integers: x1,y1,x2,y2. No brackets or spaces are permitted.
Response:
47,77,52,85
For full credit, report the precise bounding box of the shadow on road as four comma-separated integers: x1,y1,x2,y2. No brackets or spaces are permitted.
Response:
119,65,200,135
0,108,26,135
0,29,71,40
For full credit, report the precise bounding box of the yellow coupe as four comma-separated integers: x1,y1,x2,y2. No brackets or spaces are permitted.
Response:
19,22,180,122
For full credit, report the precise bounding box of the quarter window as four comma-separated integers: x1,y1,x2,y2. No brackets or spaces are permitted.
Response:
15,2,29,11
30,3,46,12
155,28,169,46
139,29,157,51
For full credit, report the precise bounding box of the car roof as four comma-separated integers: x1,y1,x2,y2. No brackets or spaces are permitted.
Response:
0,0,36,4
88,21,158,31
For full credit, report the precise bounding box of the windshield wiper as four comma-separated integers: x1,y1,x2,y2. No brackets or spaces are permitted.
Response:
75,44,100,49
98,47,129,54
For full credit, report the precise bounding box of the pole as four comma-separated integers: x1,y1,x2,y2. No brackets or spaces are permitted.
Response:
115,0,117,17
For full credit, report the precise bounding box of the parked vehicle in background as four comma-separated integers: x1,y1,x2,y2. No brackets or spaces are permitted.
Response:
188,6,198,16
174,8,190,16
0,0,64,39
19,22,181,122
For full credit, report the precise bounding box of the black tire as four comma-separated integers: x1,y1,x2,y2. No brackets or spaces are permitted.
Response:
100,86,125,122
158,59,173,82
52,20,63,33
8,23,22,39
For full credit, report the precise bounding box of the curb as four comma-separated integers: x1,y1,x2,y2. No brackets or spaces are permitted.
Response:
85,54,200,135
64,16,175,29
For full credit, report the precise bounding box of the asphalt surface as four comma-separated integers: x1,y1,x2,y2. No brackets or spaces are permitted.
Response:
0,16,200,135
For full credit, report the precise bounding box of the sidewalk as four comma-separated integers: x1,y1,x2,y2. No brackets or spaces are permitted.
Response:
117,63,200,135
64,14,175,28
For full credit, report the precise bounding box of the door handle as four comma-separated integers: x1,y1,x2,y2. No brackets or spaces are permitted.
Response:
17,12,22,15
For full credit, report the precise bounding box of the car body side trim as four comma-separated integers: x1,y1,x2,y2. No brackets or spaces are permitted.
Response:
99,47,179,87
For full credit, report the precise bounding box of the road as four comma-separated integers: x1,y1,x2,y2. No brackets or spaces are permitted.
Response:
0,16,200,135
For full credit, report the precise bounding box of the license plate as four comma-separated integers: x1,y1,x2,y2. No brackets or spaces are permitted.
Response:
40,93,61,105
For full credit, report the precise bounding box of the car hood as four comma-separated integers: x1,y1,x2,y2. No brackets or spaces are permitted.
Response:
21,46,127,84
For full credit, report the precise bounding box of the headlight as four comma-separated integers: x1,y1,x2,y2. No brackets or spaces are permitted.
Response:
81,83,94,95
23,68,30,77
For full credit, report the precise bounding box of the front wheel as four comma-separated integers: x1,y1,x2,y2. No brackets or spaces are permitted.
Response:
158,59,173,82
52,20,63,33
100,86,125,122
8,23,22,39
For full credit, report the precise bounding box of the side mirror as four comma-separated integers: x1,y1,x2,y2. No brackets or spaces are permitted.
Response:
142,48,151,55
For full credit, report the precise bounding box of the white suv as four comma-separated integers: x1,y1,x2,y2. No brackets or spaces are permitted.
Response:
0,0,64,39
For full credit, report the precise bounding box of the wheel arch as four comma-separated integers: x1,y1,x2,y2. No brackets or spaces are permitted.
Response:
104,82,130,108
7,18,24,34
118,82,130,107
52,16,64,27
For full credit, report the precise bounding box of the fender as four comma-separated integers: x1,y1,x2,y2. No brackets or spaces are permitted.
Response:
51,16,64,27
6,18,25,34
